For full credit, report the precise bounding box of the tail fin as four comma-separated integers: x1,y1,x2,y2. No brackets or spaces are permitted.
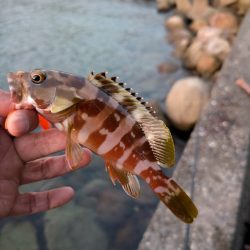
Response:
158,178,198,223
142,168,198,223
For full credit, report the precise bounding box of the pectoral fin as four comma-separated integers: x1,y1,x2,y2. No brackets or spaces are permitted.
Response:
66,123,83,169
51,88,82,113
106,161,140,199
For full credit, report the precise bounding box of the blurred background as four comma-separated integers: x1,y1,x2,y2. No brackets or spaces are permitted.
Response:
0,1,185,250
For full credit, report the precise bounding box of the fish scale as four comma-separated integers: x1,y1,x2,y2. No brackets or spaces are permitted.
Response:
7,69,198,223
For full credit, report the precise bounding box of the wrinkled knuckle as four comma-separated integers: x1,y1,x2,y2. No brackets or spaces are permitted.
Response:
39,159,51,179
29,193,37,214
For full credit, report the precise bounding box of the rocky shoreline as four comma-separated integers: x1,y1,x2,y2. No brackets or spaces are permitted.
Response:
157,0,250,131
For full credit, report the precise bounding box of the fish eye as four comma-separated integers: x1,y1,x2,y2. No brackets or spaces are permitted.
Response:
31,70,46,84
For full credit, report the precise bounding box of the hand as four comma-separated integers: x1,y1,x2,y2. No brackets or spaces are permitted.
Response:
0,90,91,218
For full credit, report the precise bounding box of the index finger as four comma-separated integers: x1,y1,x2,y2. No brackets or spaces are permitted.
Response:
0,90,15,117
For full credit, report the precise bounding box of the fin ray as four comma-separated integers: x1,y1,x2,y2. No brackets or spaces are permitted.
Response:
106,161,140,198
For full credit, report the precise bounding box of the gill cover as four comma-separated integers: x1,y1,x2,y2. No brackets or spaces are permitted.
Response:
51,89,82,113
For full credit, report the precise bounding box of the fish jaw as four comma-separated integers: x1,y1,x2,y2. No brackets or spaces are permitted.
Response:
7,71,34,110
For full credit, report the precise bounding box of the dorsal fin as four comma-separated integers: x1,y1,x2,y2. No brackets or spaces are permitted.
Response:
88,72,175,168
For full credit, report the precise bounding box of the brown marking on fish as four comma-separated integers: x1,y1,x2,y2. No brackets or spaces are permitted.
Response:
140,168,165,187
104,144,127,161
101,112,125,132
77,99,106,117
136,141,156,162
10,88,23,103
76,101,118,147
84,129,107,150
103,124,139,159
122,144,154,172
121,123,144,148
122,150,141,171
35,98,50,109
73,106,86,131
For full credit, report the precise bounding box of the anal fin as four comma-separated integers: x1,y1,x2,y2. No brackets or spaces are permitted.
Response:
106,161,140,199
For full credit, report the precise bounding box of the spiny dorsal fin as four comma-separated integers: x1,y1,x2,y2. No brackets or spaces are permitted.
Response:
88,72,175,168
88,72,155,114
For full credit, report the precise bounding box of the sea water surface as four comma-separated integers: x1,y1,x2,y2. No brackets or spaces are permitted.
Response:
0,1,182,249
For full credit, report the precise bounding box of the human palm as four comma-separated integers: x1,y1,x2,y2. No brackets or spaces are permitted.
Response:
0,90,91,218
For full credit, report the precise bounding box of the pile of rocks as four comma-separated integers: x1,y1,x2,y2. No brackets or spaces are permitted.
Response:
158,0,250,130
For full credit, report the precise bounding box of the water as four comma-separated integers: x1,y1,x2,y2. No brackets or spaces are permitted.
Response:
0,0,177,98
0,1,183,250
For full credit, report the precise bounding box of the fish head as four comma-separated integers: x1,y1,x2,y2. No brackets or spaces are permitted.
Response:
7,69,57,110
7,69,84,113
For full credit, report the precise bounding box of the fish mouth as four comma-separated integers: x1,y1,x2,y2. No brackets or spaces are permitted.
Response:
7,72,24,104
7,72,34,110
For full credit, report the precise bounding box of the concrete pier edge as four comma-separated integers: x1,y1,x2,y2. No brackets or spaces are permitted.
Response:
138,10,250,250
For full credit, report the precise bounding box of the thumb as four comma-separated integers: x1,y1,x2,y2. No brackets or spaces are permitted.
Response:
5,110,38,137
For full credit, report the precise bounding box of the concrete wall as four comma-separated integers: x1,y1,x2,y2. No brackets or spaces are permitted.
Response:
138,11,250,250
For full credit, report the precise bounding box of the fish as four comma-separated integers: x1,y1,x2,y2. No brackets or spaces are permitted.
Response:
7,69,198,223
